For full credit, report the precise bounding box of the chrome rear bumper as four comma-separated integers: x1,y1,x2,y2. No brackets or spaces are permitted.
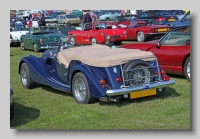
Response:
106,80,175,96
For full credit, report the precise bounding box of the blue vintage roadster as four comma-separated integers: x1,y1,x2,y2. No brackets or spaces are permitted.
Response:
18,36,175,104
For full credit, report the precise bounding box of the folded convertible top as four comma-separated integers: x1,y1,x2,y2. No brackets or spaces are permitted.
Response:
57,44,156,68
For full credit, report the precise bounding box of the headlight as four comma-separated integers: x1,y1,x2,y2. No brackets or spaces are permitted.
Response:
123,31,127,35
106,35,110,39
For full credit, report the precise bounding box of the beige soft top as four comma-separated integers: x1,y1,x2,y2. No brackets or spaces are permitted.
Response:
57,44,156,68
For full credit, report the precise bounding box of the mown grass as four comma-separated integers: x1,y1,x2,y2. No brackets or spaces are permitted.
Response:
10,44,190,130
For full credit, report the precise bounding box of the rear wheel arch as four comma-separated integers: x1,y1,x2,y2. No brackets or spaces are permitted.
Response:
18,61,25,74
70,70,82,92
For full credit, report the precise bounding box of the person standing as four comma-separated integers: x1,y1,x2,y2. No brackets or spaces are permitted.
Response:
88,10,98,23
121,10,125,16
82,10,92,29
29,13,32,20
27,17,33,32
130,10,137,15
37,12,46,29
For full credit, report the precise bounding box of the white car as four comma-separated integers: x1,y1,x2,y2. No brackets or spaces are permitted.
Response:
32,16,58,28
10,29,29,45
99,12,121,21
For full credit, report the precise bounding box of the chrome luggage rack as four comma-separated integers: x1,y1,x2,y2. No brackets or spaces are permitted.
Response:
120,56,162,88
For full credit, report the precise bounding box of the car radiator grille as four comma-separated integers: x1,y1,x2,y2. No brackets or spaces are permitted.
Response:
49,42,59,46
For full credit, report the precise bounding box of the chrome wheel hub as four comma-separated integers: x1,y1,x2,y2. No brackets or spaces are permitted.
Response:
187,61,190,78
137,33,143,41
21,67,27,86
74,78,86,102
70,37,75,45
130,65,151,86
91,38,97,45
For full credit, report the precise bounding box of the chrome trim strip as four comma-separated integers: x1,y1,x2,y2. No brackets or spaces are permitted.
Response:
106,80,175,96
47,77,70,88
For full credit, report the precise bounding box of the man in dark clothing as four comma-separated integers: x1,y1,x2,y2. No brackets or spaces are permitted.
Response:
82,10,92,30
37,12,46,29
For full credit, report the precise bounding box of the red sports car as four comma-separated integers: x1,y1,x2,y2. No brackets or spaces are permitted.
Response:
120,25,190,82
68,22,127,46
117,20,172,42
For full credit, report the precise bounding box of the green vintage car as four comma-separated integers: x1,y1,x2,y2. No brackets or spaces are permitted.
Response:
47,24,77,36
20,30,65,52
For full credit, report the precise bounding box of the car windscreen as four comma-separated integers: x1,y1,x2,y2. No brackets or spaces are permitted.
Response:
32,31,54,35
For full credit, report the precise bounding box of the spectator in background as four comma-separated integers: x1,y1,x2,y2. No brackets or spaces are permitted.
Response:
130,10,137,15
82,10,92,30
29,13,32,20
37,12,46,29
88,10,98,23
33,13,37,18
137,10,142,15
27,17,32,31
121,10,125,16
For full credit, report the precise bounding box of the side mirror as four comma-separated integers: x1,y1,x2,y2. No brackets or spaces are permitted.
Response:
156,41,161,48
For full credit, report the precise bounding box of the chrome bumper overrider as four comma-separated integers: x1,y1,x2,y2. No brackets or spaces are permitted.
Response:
106,80,175,96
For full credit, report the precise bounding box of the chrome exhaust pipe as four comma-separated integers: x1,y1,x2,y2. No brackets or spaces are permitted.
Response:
99,97,121,102
99,97,110,102
110,97,120,102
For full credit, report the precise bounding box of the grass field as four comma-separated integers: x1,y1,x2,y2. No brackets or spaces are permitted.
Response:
10,44,190,130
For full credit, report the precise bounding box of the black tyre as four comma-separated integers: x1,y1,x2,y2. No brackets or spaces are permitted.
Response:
33,43,39,52
114,41,122,45
72,72,96,104
137,31,146,42
123,60,154,86
20,39,26,50
184,57,190,82
10,101,14,120
70,36,76,46
105,17,110,21
90,37,97,45
20,63,36,89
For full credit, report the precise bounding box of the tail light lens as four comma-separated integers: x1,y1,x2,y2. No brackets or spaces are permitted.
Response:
100,79,106,85
12,23,15,27
40,38,44,45
156,17,165,21
162,75,170,81
10,34,12,39
160,70,165,75
151,29,157,33
116,77,122,83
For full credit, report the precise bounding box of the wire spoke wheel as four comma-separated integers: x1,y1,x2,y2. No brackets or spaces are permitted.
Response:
129,65,151,86
74,78,87,102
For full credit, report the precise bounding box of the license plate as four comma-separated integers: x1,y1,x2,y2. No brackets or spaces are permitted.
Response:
71,20,76,23
168,18,175,22
113,35,120,38
158,28,168,32
130,89,156,99
50,20,54,22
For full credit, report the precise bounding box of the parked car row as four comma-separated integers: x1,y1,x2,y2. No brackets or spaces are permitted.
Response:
10,10,190,106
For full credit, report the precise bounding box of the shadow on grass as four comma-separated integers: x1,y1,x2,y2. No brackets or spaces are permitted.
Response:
38,83,180,108
10,43,20,47
10,101,40,128
38,84,72,98
168,74,186,80
98,87,180,107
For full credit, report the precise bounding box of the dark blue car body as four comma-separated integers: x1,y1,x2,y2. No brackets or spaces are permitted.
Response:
164,11,190,27
10,82,14,120
18,38,175,104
